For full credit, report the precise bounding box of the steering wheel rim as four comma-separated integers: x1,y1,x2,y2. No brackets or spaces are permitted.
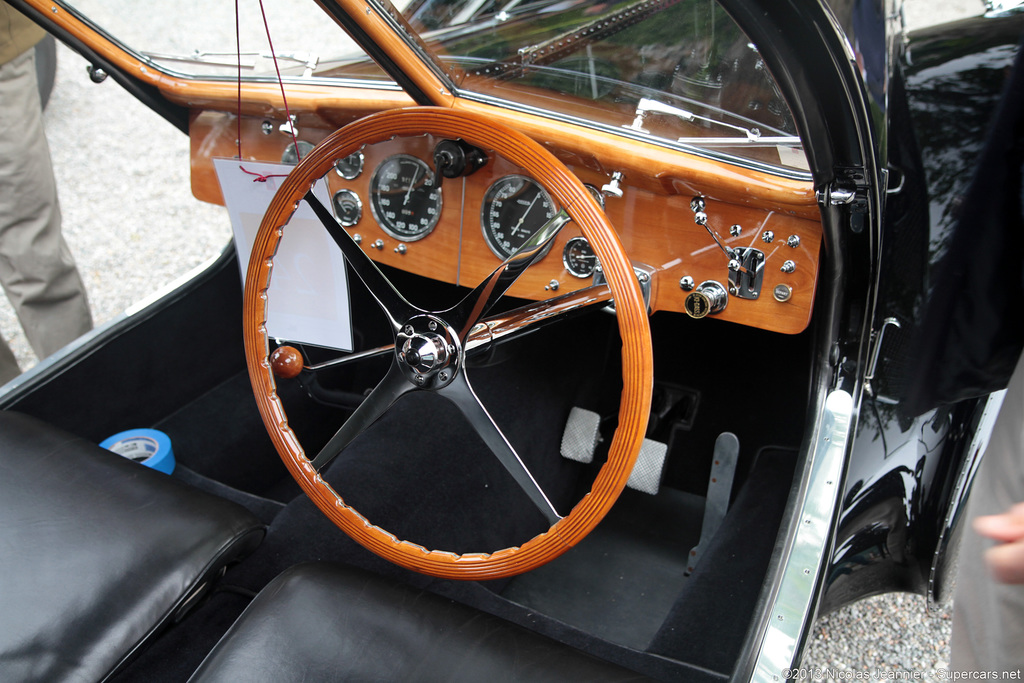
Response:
244,107,653,580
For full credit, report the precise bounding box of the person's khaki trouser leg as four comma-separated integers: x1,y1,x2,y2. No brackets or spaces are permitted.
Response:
0,49,92,383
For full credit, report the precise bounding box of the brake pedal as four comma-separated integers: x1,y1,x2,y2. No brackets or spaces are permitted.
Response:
560,407,667,495
684,432,739,576
626,438,667,495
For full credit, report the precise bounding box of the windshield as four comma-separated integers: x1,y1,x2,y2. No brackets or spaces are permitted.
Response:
61,0,391,83
400,0,806,173
60,0,806,173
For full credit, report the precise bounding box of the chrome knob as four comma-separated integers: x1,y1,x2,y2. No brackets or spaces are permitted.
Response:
684,280,728,319
601,171,625,198
781,260,796,273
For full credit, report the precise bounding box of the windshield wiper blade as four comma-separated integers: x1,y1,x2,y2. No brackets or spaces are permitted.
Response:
470,0,683,79
142,50,319,77
625,97,800,145
626,97,801,145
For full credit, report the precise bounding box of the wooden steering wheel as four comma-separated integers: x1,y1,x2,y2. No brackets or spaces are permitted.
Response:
244,107,653,580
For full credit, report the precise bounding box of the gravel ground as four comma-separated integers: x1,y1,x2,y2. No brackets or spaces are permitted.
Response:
0,0,990,676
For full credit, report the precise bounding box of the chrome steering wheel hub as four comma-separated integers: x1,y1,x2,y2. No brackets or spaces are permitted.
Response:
396,315,460,389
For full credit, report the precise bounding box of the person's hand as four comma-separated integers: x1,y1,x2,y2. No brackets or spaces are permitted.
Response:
974,502,1024,584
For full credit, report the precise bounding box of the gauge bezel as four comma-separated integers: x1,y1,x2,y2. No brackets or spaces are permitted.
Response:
369,153,442,242
480,174,558,260
562,235,600,278
334,150,365,180
332,188,363,227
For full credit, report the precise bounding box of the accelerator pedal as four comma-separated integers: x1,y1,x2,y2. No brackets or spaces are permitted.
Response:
560,407,667,495
684,432,739,576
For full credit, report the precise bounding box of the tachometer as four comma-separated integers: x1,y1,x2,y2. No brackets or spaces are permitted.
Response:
481,175,557,259
369,154,442,241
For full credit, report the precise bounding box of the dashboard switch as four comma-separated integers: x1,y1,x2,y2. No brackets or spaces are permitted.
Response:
601,171,625,198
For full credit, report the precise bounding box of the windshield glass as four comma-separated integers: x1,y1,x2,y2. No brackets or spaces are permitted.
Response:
61,0,805,173
61,0,391,83
401,0,806,173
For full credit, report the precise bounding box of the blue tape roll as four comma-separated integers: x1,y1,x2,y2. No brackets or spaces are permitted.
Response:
100,429,175,474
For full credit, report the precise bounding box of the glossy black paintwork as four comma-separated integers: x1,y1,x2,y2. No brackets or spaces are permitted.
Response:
822,10,1024,612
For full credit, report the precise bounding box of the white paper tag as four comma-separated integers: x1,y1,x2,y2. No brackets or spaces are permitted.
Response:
215,158,354,352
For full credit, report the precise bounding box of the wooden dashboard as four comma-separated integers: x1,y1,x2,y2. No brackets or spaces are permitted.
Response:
190,110,821,335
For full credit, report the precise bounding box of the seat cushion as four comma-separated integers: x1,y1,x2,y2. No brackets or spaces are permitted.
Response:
189,562,651,682
0,411,265,683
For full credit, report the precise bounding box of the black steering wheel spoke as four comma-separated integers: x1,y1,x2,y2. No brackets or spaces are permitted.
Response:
446,209,570,340
310,359,415,473
438,372,562,526
304,190,421,331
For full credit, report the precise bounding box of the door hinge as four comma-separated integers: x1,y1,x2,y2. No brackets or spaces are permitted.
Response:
818,167,871,214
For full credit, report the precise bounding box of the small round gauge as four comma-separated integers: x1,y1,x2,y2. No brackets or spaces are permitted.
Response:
563,236,599,278
332,188,362,227
334,151,365,180
369,154,442,241
281,140,315,165
481,175,557,259
584,183,606,210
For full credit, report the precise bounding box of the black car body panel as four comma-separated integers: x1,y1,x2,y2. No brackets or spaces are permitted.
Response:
822,9,1024,614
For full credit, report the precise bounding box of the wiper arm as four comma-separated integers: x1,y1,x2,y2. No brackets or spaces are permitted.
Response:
627,97,801,145
142,50,319,77
470,0,684,78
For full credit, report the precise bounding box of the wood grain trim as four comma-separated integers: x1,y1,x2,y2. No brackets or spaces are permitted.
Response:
191,103,818,216
244,107,653,579
198,110,820,333
453,97,819,216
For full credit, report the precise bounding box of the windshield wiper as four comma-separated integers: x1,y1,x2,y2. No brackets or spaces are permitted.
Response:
142,50,319,77
626,97,801,146
470,0,684,78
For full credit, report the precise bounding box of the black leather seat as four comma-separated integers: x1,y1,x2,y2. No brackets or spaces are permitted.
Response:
0,411,265,682
189,562,651,682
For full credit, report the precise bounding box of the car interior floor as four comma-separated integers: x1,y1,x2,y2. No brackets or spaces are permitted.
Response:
12,257,812,682
115,309,807,680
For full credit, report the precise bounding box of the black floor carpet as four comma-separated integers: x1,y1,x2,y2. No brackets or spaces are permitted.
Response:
502,487,705,649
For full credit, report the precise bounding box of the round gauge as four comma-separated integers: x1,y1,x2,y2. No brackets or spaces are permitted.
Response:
481,175,557,259
281,140,315,165
563,236,599,278
584,183,606,210
334,151,365,180
332,188,362,227
369,154,442,241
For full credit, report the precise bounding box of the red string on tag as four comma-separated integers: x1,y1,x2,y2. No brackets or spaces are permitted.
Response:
235,0,302,182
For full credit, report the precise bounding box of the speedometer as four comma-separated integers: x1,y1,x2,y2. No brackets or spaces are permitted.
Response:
369,154,442,241
480,175,557,259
